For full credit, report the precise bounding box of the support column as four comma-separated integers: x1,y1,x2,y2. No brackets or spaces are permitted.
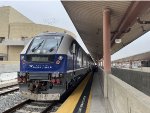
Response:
103,8,111,97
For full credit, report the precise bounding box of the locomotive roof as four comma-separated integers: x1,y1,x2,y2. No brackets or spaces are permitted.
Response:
36,32,76,39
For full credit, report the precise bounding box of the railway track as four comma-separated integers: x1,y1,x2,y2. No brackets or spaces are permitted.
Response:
3,99,58,113
2,72,90,113
0,85,19,96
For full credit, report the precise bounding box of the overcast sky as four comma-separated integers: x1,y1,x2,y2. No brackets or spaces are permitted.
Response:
0,0,89,53
0,0,149,61
111,31,150,60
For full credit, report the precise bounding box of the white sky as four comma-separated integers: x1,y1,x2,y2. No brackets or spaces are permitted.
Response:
111,31,150,61
0,0,149,61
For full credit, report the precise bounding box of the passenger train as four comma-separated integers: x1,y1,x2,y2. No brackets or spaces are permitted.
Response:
18,32,93,101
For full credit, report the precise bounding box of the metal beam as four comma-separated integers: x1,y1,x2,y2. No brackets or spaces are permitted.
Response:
111,1,150,46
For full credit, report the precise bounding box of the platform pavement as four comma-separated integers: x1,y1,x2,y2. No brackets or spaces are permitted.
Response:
56,73,91,113
56,70,113,113
89,71,113,113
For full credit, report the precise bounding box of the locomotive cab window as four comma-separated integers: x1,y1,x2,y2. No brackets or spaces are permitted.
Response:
27,35,63,54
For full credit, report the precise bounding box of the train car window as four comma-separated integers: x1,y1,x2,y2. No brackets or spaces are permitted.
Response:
81,50,83,66
70,40,80,55
83,53,86,67
77,48,82,67
69,42,73,54
72,43,76,54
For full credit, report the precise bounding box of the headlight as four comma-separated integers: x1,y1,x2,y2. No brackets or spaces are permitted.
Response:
59,74,63,77
21,56,24,60
52,72,59,78
52,73,56,77
58,56,63,60
56,60,60,64
56,73,59,77
42,49,47,53
36,50,41,53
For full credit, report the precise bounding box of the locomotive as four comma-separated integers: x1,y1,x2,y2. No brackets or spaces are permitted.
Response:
18,32,93,101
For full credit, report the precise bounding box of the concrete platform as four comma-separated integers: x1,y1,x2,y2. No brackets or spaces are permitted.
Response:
56,68,150,113
56,73,91,113
56,70,113,113
89,71,113,113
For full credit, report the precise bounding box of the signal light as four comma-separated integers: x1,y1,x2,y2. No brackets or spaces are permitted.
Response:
56,79,61,84
51,72,59,77
50,79,61,84
49,73,63,85
51,79,56,84
56,60,60,64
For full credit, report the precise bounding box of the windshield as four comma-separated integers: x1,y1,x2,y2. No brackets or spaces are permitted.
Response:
27,35,62,54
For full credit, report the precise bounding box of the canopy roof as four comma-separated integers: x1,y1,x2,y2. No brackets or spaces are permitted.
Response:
62,1,150,60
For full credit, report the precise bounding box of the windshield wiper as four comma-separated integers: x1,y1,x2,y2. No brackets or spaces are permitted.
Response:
32,40,44,52
49,41,59,52
49,46,56,52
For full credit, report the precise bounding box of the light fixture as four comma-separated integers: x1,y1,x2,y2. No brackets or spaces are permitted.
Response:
115,39,122,44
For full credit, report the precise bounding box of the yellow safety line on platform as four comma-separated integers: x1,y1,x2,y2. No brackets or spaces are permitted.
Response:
56,73,91,113
85,90,92,113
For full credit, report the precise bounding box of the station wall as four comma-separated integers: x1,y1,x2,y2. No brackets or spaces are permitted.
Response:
108,74,150,113
8,46,23,61
112,68,150,96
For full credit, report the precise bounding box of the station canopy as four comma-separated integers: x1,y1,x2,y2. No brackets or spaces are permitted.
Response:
62,1,150,61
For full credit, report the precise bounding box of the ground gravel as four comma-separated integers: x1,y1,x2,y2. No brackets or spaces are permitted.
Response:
0,92,27,113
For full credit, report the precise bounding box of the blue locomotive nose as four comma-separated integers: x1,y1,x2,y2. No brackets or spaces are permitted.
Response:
20,54,67,73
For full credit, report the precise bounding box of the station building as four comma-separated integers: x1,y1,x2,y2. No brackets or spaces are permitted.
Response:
0,6,69,61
